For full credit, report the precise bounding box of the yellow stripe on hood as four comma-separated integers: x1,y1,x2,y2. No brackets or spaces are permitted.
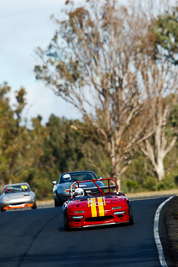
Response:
88,198,97,217
97,197,105,216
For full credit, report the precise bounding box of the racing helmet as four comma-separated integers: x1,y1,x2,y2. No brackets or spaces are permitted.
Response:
63,174,71,181
74,188,84,197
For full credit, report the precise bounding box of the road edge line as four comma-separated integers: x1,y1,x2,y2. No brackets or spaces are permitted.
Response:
154,196,174,267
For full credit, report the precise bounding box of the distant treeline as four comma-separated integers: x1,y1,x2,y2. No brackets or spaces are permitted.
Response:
0,83,177,199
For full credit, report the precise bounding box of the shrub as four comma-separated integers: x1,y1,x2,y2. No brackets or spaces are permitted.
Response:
157,176,175,191
143,176,157,191
126,180,140,193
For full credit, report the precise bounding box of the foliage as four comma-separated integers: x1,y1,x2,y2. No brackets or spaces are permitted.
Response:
152,6,178,65
42,115,87,174
167,103,178,136
143,176,157,191
126,180,140,193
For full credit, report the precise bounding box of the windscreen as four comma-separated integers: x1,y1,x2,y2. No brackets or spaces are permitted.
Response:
4,184,30,194
60,172,97,183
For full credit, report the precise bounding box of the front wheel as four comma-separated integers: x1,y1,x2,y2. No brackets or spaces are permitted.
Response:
54,194,63,207
64,212,70,231
128,207,134,225
0,206,5,212
32,202,37,209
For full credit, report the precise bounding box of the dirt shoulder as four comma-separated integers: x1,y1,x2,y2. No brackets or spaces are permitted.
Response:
160,196,178,267
126,189,178,199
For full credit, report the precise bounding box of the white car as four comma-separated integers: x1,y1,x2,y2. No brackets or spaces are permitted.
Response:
0,182,37,211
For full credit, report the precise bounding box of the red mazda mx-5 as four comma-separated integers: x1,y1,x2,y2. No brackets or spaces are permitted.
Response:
62,177,134,230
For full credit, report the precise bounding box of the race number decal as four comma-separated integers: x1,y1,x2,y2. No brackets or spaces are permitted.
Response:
21,185,28,189
88,197,106,217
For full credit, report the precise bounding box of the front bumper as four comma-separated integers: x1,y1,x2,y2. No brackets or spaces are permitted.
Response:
2,203,35,210
1,200,36,211
67,209,130,228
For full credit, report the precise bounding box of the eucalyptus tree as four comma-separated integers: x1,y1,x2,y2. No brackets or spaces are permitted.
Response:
44,115,86,174
152,6,178,65
135,4,178,181
35,0,161,186
0,83,15,188
138,60,177,181
0,84,46,190
0,84,30,186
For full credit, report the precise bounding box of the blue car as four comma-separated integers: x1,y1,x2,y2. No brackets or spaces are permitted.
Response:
51,171,104,207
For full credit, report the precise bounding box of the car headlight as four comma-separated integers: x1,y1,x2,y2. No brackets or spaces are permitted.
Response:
72,216,83,219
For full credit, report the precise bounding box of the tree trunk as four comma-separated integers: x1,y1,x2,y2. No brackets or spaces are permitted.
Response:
154,156,165,181
110,153,121,190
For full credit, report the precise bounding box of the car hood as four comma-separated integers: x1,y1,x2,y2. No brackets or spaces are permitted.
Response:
1,192,33,200
66,195,128,214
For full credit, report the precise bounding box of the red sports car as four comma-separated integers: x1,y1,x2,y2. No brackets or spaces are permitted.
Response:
63,178,134,230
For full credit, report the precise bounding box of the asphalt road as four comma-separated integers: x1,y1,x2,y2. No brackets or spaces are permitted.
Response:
0,197,168,267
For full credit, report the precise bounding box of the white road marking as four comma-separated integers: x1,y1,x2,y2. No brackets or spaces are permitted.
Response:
154,196,174,267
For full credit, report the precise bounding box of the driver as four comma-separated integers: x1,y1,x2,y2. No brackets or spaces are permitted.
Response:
62,174,71,182
74,188,84,198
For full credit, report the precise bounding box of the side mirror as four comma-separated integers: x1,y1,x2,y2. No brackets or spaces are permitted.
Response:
51,181,57,185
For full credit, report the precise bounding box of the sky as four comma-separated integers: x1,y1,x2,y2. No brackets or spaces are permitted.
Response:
0,0,176,126
0,0,81,125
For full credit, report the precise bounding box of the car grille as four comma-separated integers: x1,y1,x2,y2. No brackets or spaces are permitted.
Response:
9,202,26,206
85,215,113,222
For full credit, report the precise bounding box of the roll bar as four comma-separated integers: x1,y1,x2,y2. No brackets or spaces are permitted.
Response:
70,178,119,198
